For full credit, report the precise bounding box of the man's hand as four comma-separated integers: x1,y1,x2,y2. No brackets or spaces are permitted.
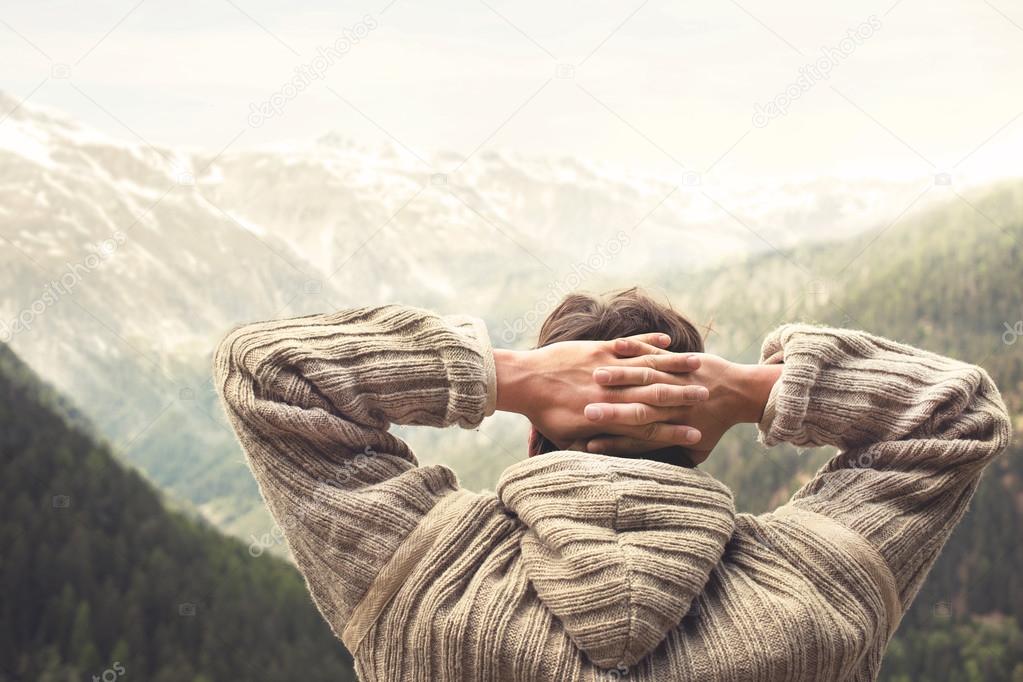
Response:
581,351,783,464
494,334,708,450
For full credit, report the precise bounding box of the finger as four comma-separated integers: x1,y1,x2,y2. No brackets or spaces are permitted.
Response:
582,410,702,445
584,402,679,426
608,422,702,445
593,366,688,387
607,337,672,358
585,436,673,456
623,352,702,372
621,332,672,348
601,384,709,406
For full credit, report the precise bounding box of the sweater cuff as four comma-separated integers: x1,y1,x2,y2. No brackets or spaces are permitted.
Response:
757,374,784,441
470,318,499,417
755,324,804,448
445,314,498,419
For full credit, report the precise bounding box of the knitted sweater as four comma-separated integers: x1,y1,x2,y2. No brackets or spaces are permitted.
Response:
213,305,1011,682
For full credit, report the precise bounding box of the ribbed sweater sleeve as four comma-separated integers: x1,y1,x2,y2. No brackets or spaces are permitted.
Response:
756,324,1012,611
212,305,496,637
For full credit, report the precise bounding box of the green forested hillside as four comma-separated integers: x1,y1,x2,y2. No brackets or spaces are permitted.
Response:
0,344,356,681
659,180,1023,681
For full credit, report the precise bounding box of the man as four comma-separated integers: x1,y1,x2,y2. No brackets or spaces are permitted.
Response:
214,288,1010,681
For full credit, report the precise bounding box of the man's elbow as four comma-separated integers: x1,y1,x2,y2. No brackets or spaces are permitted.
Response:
968,365,1012,452
212,322,262,413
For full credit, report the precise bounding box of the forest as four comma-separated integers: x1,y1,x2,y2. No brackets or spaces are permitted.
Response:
0,344,356,681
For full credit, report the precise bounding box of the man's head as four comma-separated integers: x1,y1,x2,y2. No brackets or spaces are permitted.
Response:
529,287,704,466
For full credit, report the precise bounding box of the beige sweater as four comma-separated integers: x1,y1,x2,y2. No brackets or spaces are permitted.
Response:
213,305,1011,682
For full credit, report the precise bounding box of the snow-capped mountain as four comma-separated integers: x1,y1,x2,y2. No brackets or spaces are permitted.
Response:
202,134,930,318
0,88,933,546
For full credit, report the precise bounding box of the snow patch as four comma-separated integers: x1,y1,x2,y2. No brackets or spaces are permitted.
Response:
224,210,267,236
0,119,55,169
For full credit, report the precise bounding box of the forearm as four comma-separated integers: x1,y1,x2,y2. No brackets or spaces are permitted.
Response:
216,305,497,437
756,324,1010,453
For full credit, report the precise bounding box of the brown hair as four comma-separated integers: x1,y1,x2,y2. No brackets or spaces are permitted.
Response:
529,287,704,466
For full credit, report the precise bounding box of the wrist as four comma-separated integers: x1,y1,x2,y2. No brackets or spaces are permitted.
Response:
730,362,783,423
494,348,538,416
736,361,781,421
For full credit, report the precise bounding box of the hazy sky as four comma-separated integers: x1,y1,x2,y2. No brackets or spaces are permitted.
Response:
2,0,1022,185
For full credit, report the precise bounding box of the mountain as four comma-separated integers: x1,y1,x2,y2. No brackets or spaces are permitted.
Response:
0,89,343,546
2,89,1022,679
0,89,942,548
200,136,930,317
0,340,356,681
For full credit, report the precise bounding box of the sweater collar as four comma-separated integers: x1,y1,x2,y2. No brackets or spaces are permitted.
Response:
496,452,736,669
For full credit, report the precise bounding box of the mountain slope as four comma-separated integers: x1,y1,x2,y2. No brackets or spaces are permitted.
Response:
665,178,1022,508
0,341,356,682
0,89,940,548
657,180,1023,681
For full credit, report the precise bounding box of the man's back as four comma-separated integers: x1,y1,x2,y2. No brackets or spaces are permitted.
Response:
214,305,1010,681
